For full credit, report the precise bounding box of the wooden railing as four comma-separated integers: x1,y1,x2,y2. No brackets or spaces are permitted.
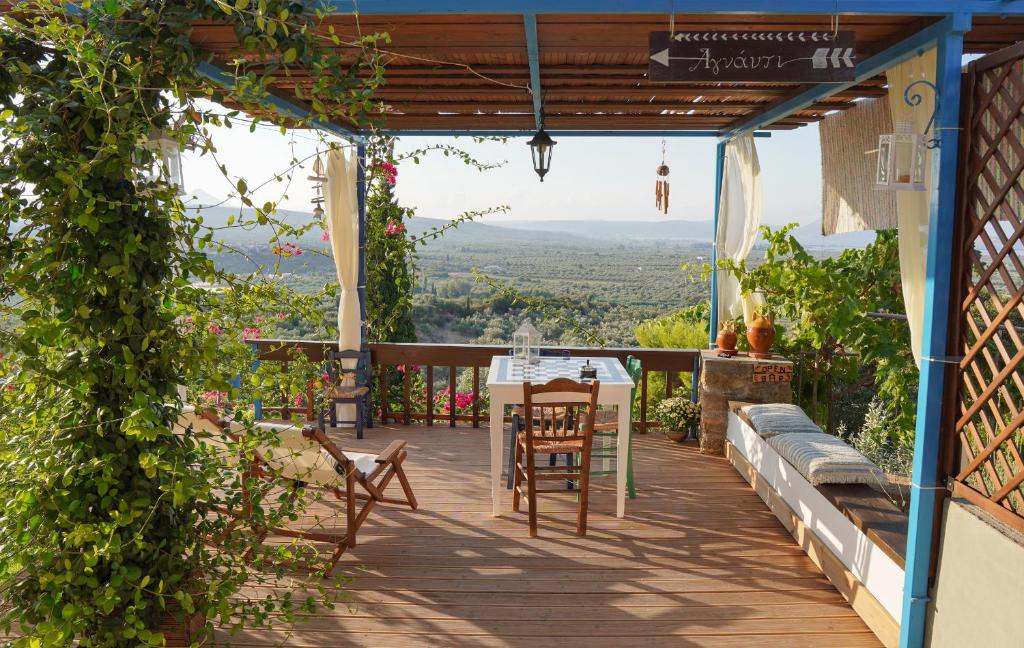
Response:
250,340,701,433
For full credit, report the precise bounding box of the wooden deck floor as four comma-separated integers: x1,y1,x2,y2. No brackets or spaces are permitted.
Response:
221,424,881,647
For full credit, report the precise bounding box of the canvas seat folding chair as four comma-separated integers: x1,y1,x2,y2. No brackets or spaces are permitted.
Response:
175,406,417,573
322,348,373,438
512,378,600,537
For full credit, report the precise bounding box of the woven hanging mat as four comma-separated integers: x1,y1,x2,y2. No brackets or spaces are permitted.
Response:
820,97,898,235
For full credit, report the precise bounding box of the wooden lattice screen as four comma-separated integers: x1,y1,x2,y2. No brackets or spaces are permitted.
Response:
952,41,1024,532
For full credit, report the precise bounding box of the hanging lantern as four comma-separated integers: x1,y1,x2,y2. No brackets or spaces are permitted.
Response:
527,129,556,182
655,139,670,214
876,80,938,193
875,121,927,192
308,154,327,218
142,129,184,192
512,319,541,365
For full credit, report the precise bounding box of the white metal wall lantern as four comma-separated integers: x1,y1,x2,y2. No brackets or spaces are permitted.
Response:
142,129,184,193
512,319,541,364
876,79,938,193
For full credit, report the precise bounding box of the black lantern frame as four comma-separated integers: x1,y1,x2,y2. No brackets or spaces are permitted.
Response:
527,129,556,182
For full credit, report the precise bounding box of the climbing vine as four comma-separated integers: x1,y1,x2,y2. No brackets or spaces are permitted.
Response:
0,1,387,644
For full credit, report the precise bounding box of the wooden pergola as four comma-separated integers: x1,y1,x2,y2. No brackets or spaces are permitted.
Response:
191,7,1023,136
186,4,1024,648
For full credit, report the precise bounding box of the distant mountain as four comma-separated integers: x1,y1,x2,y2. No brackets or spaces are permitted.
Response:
789,220,877,249
489,218,713,242
186,187,874,251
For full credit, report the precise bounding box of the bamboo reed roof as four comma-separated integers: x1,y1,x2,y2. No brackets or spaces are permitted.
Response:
190,13,1024,134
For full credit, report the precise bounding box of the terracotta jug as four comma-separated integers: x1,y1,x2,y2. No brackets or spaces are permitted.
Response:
715,321,738,356
746,312,776,358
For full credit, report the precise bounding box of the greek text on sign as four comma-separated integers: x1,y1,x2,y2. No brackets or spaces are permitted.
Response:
649,31,856,83
752,363,794,384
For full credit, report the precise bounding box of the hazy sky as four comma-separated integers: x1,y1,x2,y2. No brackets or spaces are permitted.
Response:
182,109,824,227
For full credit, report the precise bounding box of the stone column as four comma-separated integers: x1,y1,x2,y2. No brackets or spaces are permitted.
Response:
698,350,793,455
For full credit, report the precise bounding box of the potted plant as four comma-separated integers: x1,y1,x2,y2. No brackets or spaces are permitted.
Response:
655,397,701,443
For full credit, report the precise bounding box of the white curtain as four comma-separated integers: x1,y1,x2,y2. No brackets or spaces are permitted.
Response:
716,133,765,326
886,49,937,364
325,148,361,424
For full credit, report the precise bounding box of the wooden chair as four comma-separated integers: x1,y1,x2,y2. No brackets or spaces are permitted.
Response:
512,378,600,537
322,348,373,439
175,406,417,573
507,349,576,490
590,355,642,498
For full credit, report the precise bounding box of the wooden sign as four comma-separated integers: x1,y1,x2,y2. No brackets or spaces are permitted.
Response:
752,363,793,384
649,30,856,83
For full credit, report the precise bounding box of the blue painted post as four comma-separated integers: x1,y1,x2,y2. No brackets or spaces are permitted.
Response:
708,141,727,349
357,142,368,346
523,13,542,131
250,342,263,420
899,13,969,648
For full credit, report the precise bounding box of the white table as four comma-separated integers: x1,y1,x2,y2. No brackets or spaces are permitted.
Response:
486,355,634,518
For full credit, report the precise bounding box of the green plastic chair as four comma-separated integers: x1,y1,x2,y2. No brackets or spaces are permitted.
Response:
587,355,642,498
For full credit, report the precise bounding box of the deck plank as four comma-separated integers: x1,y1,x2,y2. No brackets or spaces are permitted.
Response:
219,425,881,647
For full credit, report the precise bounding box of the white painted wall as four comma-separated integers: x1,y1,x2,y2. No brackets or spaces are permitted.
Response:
926,499,1024,648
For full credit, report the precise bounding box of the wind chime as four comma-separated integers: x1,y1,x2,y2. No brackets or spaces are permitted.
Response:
655,139,670,214
309,154,326,219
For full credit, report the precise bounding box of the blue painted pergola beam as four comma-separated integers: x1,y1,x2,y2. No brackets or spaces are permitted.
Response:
322,0,1024,16
377,130,773,138
719,16,959,140
196,61,362,142
523,13,543,131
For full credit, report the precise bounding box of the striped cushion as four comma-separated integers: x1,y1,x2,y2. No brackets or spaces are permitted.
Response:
741,403,822,438
768,432,886,486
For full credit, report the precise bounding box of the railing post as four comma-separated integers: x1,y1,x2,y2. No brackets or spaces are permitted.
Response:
250,342,263,420
708,140,727,348
357,141,368,346
900,13,969,648
690,355,700,403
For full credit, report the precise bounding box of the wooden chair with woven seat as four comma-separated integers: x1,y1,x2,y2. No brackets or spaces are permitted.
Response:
589,355,642,498
322,348,373,438
506,349,576,490
512,378,600,537
175,406,417,574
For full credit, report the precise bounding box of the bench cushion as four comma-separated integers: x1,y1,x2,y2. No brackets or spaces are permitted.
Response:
741,403,822,438
768,432,886,487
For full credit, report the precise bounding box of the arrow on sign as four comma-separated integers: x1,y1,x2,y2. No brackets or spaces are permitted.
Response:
812,47,855,69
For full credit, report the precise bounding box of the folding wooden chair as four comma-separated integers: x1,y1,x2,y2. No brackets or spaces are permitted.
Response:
176,407,417,573
512,378,600,537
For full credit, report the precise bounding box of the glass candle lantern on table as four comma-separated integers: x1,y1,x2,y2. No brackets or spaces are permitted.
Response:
512,319,541,365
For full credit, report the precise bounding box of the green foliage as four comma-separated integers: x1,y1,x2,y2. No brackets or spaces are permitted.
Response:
365,138,417,343
721,225,917,442
0,1,385,644
635,303,709,349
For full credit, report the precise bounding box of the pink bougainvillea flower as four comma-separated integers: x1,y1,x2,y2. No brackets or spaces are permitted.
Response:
385,220,406,236
242,327,261,340
293,394,306,408
272,242,302,257
321,231,330,241
4,384,15,392
255,316,263,323
207,324,223,336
